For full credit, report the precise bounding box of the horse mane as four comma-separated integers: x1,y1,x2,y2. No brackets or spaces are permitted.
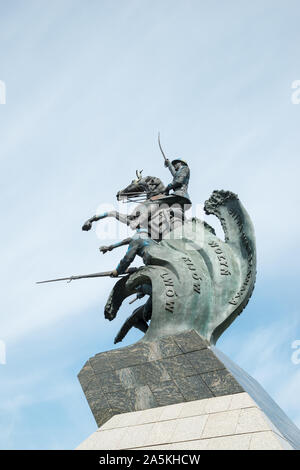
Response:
142,176,165,197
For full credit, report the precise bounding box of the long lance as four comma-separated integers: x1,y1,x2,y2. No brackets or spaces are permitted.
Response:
36,267,138,284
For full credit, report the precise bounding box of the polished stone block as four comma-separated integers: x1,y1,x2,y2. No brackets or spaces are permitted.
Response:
149,380,185,407
185,348,224,373
172,329,209,353
161,354,197,378
174,374,213,401
201,368,244,396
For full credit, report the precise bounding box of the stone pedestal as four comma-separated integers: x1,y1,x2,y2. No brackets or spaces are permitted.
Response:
77,330,300,450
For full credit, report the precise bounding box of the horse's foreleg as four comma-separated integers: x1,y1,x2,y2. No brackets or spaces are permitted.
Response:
98,210,131,225
82,211,132,231
112,211,131,225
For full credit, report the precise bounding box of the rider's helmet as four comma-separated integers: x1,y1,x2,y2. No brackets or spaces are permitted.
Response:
172,158,188,167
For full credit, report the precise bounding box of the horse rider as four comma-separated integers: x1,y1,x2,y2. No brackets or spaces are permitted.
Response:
163,157,191,207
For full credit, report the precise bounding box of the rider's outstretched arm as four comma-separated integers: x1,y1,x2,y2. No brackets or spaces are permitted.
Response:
99,237,132,254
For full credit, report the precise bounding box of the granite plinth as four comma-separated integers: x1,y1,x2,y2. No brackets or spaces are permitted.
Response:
78,330,243,428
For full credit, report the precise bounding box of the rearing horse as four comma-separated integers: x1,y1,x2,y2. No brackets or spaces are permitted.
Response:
82,171,189,239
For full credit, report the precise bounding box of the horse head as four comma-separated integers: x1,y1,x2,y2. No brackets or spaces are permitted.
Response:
116,170,165,201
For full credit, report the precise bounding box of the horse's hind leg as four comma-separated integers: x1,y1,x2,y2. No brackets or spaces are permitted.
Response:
114,305,148,344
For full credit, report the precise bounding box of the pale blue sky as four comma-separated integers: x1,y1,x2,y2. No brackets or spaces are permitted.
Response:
1,0,300,449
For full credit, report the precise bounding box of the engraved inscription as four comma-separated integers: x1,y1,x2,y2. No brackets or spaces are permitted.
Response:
228,208,254,305
182,256,202,294
160,272,176,312
208,241,231,276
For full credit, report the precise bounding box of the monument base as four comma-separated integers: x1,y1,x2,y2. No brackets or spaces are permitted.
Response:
76,330,300,450
76,392,291,450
